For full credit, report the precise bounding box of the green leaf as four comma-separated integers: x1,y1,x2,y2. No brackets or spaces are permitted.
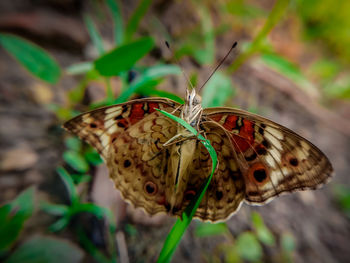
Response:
201,71,234,108
125,0,152,42
333,184,350,218
251,212,275,246
70,174,92,184
0,187,35,252
95,37,154,76
4,235,84,263
106,0,124,45
63,150,89,173
84,15,105,55
66,62,93,75
84,148,103,166
56,167,79,205
235,232,262,262
115,64,181,103
140,64,181,83
74,204,116,233
156,109,217,263
260,53,307,84
65,137,82,152
48,216,71,232
40,203,69,216
125,223,138,236
323,81,350,100
195,222,229,237
0,34,61,84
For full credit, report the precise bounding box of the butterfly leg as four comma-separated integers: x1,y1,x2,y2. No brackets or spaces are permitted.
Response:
163,134,184,146
171,104,182,114
163,131,199,147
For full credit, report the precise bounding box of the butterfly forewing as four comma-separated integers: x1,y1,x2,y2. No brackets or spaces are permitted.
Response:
63,98,179,159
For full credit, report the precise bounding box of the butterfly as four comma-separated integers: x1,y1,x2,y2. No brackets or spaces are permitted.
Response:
63,85,333,222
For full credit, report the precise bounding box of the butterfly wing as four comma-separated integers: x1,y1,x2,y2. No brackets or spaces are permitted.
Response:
181,122,246,222
63,98,179,160
63,98,181,215
202,107,333,205
107,109,181,215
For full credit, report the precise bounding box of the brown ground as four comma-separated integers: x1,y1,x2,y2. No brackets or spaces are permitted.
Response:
0,1,349,263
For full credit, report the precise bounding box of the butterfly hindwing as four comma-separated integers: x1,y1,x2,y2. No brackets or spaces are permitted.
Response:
108,109,180,215
183,122,246,222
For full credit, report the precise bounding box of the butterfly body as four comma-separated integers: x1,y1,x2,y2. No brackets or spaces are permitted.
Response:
63,90,333,222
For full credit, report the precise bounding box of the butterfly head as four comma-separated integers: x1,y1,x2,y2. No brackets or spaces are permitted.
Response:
187,88,202,106
181,88,203,126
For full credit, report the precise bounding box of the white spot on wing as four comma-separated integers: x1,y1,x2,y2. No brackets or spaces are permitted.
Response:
82,115,93,123
300,140,310,151
108,125,118,134
101,134,110,149
265,155,275,167
269,148,281,163
105,107,122,120
295,149,307,160
264,132,283,150
265,126,283,139
105,106,122,114
105,119,118,134
270,167,290,185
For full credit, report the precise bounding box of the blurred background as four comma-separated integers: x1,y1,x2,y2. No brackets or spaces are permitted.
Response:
0,0,349,262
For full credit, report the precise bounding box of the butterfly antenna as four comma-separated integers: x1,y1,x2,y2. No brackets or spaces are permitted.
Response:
198,41,238,92
165,41,195,90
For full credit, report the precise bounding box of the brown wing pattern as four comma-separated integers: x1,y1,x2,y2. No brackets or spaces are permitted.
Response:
185,122,246,222
107,109,179,215
63,98,179,160
63,99,333,222
203,107,333,205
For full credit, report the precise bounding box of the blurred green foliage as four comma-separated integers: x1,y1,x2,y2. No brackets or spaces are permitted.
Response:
333,185,350,218
295,0,350,63
0,34,61,83
0,188,34,253
195,212,295,262
4,235,84,263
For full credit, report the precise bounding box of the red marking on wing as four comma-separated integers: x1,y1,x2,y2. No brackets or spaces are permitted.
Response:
209,114,255,152
129,103,145,124
148,102,159,113
245,162,269,186
209,114,223,122
117,118,129,128
223,115,238,130
231,119,255,152
157,194,166,205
